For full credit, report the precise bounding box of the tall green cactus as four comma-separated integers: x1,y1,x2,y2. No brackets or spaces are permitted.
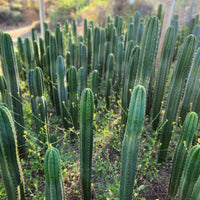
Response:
178,145,200,200
44,147,65,200
93,27,100,71
80,88,94,200
157,4,163,21
56,56,71,129
33,67,44,97
87,28,92,72
81,44,88,80
0,33,25,155
78,67,87,97
31,28,37,42
133,11,140,41
55,25,64,57
0,105,25,200
137,19,144,44
84,18,88,43
179,47,200,123
191,176,200,200
152,26,175,130
127,23,134,42
117,17,123,36
135,16,159,89
72,19,77,41
24,37,35,70
105,53,114,110
68,66,78,129
167,112,198,200
99,28,105,77
120,85,146,200
33,41,40,68
158,35,196,163
0,75,7,103
91,70,99,105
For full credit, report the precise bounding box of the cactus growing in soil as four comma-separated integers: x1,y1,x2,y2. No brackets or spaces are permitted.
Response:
68,66,78,129
152,26,176,130
178,145,200,200
120,85,146,200
0,33,25,156
0,105,25,200
80,88,94,200
44,147,65,200
167,112,198,200
158,34,196,163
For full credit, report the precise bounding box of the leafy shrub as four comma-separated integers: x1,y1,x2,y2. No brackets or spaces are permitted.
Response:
0,6,11,23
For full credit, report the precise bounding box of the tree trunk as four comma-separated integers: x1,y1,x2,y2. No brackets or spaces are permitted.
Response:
39,0,45,37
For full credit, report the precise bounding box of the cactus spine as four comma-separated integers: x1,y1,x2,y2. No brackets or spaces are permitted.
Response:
0,105,25,200
120,85,146,200
80,88,94,200
158,35,196,163
44,147,65,200
178,145,200,200
167,112,198,200
152,26,175,130
0,33,25,155
68,66,78,129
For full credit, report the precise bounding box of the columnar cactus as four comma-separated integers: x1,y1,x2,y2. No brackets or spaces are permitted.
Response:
191,176,200,200
105,53,114,110
72,19,77,41
178,145,200,200
167,112,198,200
0,75,7,103
56,56,71,129
33,41,40,67
120,85,146,200
152,26,175,130
68,66,78,129
31,28,37,42
158,35,196,163
80,88,94,200
78,67,87,97
0,33,25,155
91,70,99,105
81,44,88,80
137,19,144,44
127,23,134,42
55,25,64,57
24,37,35,70
87,28,92,72
133,11,140,41
84,18,88,43
93,27,100,71
0,105,25,200
99,28,105,77
44,147,65,200
179,47,200,122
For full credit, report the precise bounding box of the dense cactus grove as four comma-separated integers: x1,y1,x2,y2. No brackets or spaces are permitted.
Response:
0,4,200,200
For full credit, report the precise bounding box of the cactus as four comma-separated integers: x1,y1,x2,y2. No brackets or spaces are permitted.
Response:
99,28,105,77
179,47,200,123
81,44,88,80
17,37,24,63
44,147,65,200
68,66,78,129
78,42,83,69
127,23,134,42
191,176,200,200
65,20,69,36
133,11,140,41
33,41,40,67
137,19,144,44
1,33,25,156
120,85,146,200
121,46,140,125
157,4,163,21
72,19,77,41
117,17,123,36
84,18,88,43
34,67,44,97
24,37,35,70
56,56,71,129
31,28,37,42
105,53,114,110
87,28,92,72
70,43,77,67
114,42,124,94
50,35,60,115
55,26,64,57
39,37,45,68
44,29,50,49
111,27,117,55
93,27,100,71
0,105,25,200
178,145,200,200
91,70,99,105
135,16,159,89
66,51,71,69
78,67,87,97
158,35,196,163
167,112,198,200
0,75,7,103
80,88,94,200
152,26,175,130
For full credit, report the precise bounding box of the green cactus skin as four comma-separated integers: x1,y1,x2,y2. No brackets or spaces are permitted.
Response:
35,96,48,142
89,20,94,32
28,69,36,114
66,51,71,69
114,42,124,94
68,35,72,52
158,35,196,163
44,29,50,48
78,42,83,69
1,33,25,156
81,44,88,80
91,70,99,105
117,17,123,36
121,46,140,125
114,15,119,29
33,67,44,97
17,37,24,63
44,147,65,200
70,43,77,67
127,23,134,42
135,16,159,89
0,75,7,103
188,18,196,34
103,41,111,76
65,20,69,36
31,28,37,42
137,19,144,44
56,56,71,129
0,105,25,200
72,19,77,42
84,18,88,43
191,176,200,200
179,48,200,123
120,85,146,200
105,53,114,110
50,35,60,115
80,88,94,200
157,4,163,21
68,66,78,129
111,27,117,55
99,28,105,77
78,67,87,97
55,26,64,57
133,11,140,41
87,28,92,72
24,37,35,70
152,26,176,130
39,38,45,67
178,145,200,200
93,27,100,71
33,41,40,68
167,112,198,200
